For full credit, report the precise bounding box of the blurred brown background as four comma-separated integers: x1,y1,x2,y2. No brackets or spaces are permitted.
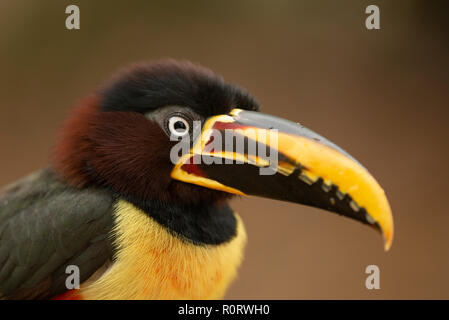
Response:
1,0,448,299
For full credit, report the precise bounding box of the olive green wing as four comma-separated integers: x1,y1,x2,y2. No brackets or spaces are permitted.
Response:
0,168,115,299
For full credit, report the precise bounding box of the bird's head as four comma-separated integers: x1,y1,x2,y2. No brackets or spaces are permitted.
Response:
53,59,393,250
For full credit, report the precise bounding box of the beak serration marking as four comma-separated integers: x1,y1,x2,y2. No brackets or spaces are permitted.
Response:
349,200,360,212
336,190,345,201
298,173,316,185
295,168,378,229
321,181,332,193
365,213,376,225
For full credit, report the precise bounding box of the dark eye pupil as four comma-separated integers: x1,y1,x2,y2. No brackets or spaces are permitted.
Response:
174,121,186,131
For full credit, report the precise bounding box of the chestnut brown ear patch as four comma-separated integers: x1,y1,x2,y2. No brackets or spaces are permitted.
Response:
88,110,174,202
51,95,101,188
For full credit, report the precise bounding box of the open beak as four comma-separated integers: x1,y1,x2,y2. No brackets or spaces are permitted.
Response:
171,109,394,251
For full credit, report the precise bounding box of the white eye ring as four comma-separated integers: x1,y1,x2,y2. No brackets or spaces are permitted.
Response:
168,116,190,137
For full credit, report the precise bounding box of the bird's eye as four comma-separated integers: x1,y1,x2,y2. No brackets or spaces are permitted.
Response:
168,116,190,137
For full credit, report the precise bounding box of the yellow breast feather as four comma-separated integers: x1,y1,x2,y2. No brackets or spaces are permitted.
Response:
81,199,246,300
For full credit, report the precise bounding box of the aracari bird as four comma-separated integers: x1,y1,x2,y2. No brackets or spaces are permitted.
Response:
0,60,393,299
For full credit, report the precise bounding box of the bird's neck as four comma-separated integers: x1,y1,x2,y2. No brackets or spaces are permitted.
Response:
119,195,238,245
81,199,247,299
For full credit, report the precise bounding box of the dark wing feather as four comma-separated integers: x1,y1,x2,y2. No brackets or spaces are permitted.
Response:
0,168,114,299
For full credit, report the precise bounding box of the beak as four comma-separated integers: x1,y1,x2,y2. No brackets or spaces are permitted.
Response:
171,109,394,251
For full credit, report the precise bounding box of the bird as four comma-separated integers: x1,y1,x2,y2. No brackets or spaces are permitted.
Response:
0,59,393,300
